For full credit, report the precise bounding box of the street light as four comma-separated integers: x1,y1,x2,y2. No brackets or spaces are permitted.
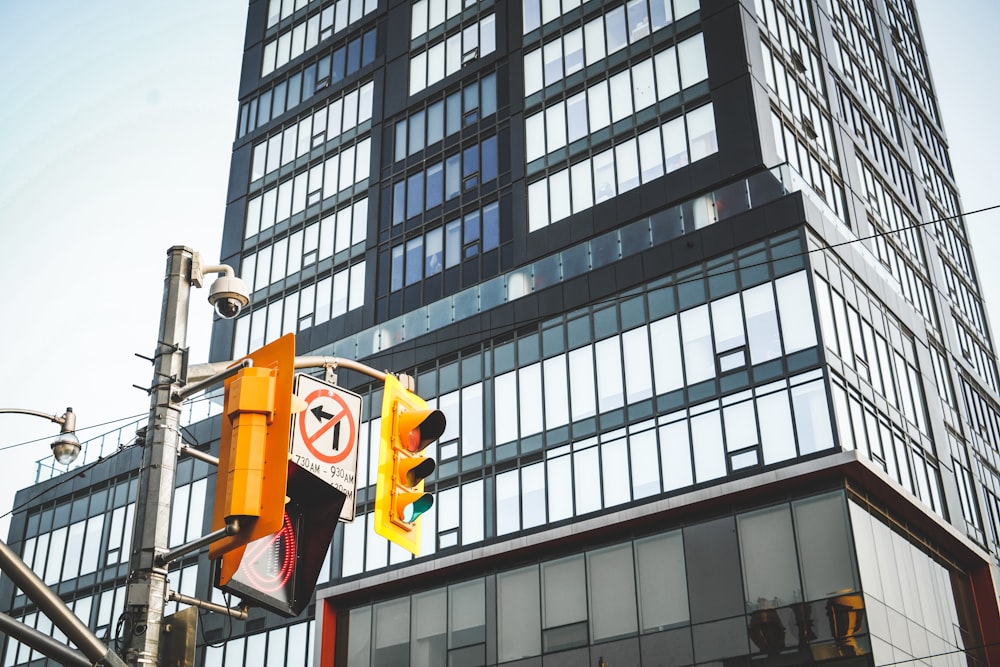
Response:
0,407,80,465
0,407,126,666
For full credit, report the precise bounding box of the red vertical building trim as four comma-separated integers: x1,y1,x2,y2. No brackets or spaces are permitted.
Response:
319,599,337,666
970,566,1000,667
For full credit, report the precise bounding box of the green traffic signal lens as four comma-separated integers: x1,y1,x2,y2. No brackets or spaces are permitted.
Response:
404,494,434,523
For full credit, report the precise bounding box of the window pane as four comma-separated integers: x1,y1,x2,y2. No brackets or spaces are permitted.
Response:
601,438,631,507
573,447,601,515
528,178,549,232
548,453,573,522
373,599,409,667
622,327,653,402
738,504,801,610
681,305,714,384
616,138,640,192
498,567,541,661
593,148,615,203
542,555,588,651
687,103,718,161
524,49,543,95
723,400,757,452
595,337,624,408
744,283,782,364
569,346,597,419
587,80,611,133
449,579,485,648
566,92,588,144
650,315,683,394
494,371,518,444
545,103,567,152
605,5,627,54
543,355,569,428
588,543,638,641
636,530,688,631
564,28,584,75
792,380,834,455
684,515,745,623
691,409,725,482
610,70,633,123
638,126,664,182
659,419,692,490
522,462,547,529
570,160,594,213
655,45,680,100
663,115,688,171
775,271,818,353
584,16,606,65
757,390,797,464
678,33,708,88
550,170,571,223
496,470,520,535
794,492,858,600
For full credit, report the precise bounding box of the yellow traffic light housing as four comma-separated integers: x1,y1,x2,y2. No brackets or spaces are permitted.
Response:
374,374,445,555
209,333,301,584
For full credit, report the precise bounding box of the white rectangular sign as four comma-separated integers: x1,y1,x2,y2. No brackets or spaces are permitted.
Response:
291,373,362,522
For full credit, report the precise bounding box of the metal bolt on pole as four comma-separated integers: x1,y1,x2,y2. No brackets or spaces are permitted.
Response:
122,246,194,666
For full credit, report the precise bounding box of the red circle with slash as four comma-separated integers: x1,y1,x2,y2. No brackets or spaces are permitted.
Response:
298,389,356,464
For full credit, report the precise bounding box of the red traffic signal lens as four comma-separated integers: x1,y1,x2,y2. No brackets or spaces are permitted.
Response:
397,409,446,452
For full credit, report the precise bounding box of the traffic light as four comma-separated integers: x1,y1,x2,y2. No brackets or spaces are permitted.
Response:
209,333,301,584
215,460,347,617
374,374,445,555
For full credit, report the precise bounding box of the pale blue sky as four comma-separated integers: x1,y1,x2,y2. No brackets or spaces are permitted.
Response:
0,1,997,538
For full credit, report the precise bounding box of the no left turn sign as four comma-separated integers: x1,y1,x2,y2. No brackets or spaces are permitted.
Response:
291,374,362,522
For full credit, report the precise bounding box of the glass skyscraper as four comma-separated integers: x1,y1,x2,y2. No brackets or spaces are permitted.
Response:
4,0,1000,665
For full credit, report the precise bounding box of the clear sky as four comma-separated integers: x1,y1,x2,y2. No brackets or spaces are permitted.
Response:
0,1,998,540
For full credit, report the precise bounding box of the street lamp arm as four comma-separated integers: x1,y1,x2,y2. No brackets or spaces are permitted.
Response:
186,356,389,385
0,407,71,426
0,407,80,465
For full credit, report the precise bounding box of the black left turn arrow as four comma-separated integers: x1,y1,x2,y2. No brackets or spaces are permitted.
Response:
311,405,335,422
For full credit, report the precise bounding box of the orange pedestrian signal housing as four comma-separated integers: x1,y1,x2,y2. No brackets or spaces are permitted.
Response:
374,374,445,555
209,333,303,585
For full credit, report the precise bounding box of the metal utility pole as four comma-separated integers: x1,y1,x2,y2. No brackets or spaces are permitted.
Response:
122,246,194,666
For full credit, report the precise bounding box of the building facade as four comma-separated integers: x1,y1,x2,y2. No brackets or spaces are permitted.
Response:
5,0,1000,665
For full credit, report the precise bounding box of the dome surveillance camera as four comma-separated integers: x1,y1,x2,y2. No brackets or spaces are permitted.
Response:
207,275,250,319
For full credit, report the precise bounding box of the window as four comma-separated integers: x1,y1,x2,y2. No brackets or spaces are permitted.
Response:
541,555,588,651
410,15,497,95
